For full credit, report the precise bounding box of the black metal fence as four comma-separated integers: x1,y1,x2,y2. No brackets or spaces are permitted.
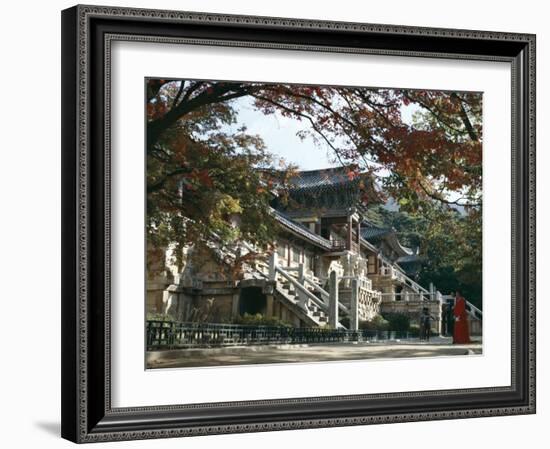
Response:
146,320,416,350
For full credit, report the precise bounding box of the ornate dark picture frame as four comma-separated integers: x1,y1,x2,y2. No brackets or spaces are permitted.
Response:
61,4,536,443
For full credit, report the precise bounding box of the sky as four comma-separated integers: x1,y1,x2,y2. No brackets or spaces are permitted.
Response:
230,95,418,171
232,96,335,170
227,95,466,211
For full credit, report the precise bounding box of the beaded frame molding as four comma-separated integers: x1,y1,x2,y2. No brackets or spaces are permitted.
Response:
61,4,536,443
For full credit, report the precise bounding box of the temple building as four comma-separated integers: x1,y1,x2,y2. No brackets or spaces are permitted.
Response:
147,167,479,334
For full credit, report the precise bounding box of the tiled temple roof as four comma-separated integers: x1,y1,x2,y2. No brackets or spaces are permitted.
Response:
361,223,413,257
360,226,392,241
396,254,425,276
279,167,370,217
288,167,361,193
397,254,424,264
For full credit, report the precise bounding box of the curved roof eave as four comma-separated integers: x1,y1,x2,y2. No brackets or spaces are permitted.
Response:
359,237,378,253
386,232,414,256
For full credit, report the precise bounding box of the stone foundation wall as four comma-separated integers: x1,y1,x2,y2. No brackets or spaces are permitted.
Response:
272,299,303,327
194,294,233,322
146,279,170,314
370,275,396,301
181,292,235,323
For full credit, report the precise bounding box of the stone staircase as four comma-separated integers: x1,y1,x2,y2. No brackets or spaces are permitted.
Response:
210,241,381,329
231,248,330,327
276,276,329,326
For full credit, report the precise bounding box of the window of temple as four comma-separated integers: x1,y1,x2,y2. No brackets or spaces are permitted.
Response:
277,242,286,259
292,246,301,264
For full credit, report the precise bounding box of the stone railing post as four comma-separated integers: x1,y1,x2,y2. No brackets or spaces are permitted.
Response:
329,270,339,328
268,252,277,281
437,300,443,335
350,278,359,331
298,263,305,284
297,263,308,310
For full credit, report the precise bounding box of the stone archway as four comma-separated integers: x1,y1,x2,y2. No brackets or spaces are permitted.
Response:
239,287,267,316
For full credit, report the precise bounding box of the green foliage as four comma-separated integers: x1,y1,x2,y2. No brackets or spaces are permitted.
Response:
408,324,421,337
359,315,390,331
147,81,291,271
339,315,389,331
233,313,293,327
366,204,482,309
382,312,411,332
146,312,171,321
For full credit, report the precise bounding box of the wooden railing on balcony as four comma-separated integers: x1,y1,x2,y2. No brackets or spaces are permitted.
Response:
330,239,347,251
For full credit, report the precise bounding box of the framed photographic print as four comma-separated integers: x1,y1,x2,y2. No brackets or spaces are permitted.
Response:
61,4,536,443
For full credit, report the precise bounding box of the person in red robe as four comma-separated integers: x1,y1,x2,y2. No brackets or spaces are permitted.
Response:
453,291,471,344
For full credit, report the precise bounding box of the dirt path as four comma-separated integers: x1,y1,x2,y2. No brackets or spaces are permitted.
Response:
147,339,482,369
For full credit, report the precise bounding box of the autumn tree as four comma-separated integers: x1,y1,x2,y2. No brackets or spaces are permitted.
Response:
147,80,289,274
247,84,482,303
147,79,482,298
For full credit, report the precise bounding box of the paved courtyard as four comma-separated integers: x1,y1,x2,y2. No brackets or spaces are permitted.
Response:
146,337,482,369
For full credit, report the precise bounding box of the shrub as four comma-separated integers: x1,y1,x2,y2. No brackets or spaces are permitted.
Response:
408,324,420,337
146,312,172,322
340,315,389,331
360,315,390,331
233,313,292,327
382,312,411,332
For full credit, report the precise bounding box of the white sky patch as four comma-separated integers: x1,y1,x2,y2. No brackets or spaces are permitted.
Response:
229,95,421,171
401,102,420,125
231,96,336,170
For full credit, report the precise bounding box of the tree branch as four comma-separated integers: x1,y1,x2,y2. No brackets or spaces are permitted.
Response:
404,92,468,137
450,93,479,142
251,93,348,167
147,83,253,151
147,166,192,194
417,178,481,207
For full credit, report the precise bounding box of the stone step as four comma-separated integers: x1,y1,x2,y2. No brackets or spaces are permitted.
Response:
281,289,296,299
310,303,328,312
